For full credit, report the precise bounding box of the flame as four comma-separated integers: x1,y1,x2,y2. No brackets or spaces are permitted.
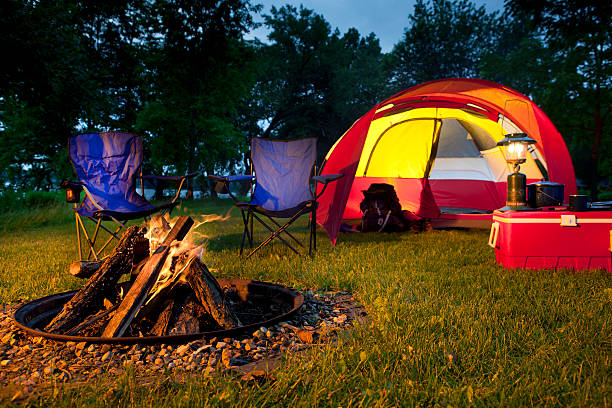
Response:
142,208,233,303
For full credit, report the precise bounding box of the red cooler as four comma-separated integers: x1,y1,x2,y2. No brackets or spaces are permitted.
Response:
488,209,612,271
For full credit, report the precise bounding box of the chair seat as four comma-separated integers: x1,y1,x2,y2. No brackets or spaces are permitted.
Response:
83,202,178,221
236,200,315,219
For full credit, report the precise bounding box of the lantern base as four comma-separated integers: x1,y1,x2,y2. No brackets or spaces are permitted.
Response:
497,205,534,212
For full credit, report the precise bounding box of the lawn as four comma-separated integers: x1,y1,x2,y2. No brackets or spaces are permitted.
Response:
0,198,610,407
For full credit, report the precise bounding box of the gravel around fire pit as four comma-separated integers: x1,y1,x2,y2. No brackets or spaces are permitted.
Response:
0,289,365,402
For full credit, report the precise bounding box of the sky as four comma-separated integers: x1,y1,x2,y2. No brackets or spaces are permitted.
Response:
247,0,506,52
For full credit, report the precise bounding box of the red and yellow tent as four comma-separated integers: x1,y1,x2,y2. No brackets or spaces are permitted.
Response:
317,78,576,244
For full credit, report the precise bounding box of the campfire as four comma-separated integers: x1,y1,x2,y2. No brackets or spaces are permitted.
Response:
44,215,250,338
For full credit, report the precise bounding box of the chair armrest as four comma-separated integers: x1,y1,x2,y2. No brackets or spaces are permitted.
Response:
207,174,254,201
313,173,344,199
208,174,255,183
312,174,343,185
141,172,198,181
141,173,198,204
60,180,84,189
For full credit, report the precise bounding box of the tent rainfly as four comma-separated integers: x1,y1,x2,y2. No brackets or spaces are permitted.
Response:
316,78,576,244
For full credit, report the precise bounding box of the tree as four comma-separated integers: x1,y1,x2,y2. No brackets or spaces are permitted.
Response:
135,0,259,197
0,0,149,190
242,5,385,161
503,0,612,199
389,0,499,91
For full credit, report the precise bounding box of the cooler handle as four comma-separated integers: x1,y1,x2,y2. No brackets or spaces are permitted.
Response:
488,222,500,248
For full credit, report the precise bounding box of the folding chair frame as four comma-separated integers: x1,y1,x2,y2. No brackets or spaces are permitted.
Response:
209,143,342,258
63,169,196,262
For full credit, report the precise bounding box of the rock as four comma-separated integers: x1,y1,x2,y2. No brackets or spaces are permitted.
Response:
333,314,347,324
101,351,113,362
58,371,71,382
43,366,59,376
221,348,233,368
176,344,190,356
241,369,269,382
296,329,319,344
192,345,213,356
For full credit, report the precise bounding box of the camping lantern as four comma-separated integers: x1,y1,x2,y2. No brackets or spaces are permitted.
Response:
497,133,537,210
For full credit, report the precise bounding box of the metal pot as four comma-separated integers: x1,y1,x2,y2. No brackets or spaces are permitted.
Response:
527,180,564,207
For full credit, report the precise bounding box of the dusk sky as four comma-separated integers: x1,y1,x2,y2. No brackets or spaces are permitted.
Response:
248,0,507,52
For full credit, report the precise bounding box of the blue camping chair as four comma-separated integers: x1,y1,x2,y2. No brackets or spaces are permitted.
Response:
62,132,197,261
209,138,342,258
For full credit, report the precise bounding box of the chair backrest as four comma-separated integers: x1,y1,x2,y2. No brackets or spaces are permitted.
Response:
251,138,317,211
68,132,146,211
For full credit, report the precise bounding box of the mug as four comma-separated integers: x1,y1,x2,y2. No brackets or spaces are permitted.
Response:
569,195,590,211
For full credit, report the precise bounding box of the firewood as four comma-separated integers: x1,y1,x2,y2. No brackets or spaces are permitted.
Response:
183,257,241,329
150,299,175,336
69,261,102,279
69,238,148,279
167,292,207,335
102,216,194,338
45,226,146,334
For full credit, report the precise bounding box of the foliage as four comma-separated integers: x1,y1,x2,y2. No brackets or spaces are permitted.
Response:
499,0,612,198
0,0,608,197
135,0,259,189
243,5,386,160
388,0,499,91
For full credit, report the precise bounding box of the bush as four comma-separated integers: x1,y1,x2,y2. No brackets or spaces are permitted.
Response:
0,190,64,212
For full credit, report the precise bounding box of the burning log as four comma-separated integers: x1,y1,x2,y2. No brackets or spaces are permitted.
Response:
183,257,241,329
167,291,208,335
45,226,147,334
69,239,148,279
46,214,244,339
102,216,194,338
149,299,175,336
69,261,102,279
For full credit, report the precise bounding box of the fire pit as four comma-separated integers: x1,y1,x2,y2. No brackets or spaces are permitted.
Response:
12,215,306,344
13,279,303,344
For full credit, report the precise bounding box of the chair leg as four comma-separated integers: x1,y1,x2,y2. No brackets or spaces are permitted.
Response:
310,205,316,256
94,222,127,259
240,209,249,255
76,215,98,261
246,211,305,258
75,212,82,261
264,215,303,247
86,219,103,260
249,211,254,248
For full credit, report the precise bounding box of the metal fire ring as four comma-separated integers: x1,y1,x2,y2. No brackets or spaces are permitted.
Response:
12,279,304,345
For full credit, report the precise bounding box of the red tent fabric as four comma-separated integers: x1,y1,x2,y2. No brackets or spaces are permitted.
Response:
317,78,576,245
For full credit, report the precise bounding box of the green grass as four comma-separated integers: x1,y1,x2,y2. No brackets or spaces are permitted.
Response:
0,199,610,407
